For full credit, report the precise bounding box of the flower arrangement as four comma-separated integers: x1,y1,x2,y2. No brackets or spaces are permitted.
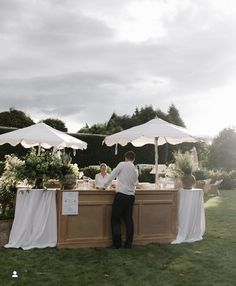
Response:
15,149,60,183
0,149,79,218
2,149,79,189
173,150,193,176
58,152,79,177
173,150,196,189
58,152,79,189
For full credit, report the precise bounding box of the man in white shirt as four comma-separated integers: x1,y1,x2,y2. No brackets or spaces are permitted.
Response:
103,151,138,249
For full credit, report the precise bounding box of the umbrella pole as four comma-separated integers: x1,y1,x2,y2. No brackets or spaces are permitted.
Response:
155,137,159,188
38,144,41,155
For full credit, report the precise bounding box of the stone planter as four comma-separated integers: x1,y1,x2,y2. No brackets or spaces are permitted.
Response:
33,176,44,189
44,179,61,189
0,219,13,246
61,174,77,190
181,173,196,189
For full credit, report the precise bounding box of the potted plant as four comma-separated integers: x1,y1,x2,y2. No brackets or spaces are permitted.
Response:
1,149,79,191
1,149,79,189
58,153,79,189
173,150,196,189
13,149,63,189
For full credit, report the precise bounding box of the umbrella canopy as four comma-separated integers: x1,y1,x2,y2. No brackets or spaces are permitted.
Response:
104,117,206,185
0,122,87,151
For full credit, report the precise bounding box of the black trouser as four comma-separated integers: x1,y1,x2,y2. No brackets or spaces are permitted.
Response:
111,192,135,248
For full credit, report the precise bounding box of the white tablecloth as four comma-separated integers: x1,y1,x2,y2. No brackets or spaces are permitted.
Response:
5,188,57,250
172,188,205,244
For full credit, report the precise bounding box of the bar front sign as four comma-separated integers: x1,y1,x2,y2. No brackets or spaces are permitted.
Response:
62,192,79,215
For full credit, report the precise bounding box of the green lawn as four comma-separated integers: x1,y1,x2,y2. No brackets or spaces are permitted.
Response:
1,190,236,286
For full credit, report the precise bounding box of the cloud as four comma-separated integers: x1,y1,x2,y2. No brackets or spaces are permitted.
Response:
0,0,236,134
0,0,115,78
0,71,126,118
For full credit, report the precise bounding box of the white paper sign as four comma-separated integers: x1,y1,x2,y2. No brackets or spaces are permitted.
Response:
62,192,79,215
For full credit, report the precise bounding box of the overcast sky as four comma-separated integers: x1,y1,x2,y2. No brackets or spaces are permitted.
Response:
0,0,236,136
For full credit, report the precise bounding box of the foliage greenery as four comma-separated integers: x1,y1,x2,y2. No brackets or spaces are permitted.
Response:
207,127,236,170
0,108,35,129
192,169,209,180
42,118,68,132
0,154,23,219
0,161,5,176
78,104,185,135
0,111,204,170
80,166,100,179
2,109,236,181
0,186,15,220
137,166,155,183
9,149,79,184
0,150,79,219
81,165,156,183
1,190,236,285
81,165,111,179
193,168,236,190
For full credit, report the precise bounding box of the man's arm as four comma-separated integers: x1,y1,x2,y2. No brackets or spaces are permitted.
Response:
103,163,121,189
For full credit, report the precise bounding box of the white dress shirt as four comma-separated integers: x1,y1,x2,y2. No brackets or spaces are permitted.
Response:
95,173,110,188
104,161,138,196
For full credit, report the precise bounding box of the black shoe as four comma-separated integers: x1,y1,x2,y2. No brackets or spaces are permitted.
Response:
123,243,132,249
108,245,121,249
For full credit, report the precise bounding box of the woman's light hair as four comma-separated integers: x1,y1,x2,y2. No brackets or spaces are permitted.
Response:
100,163,107,168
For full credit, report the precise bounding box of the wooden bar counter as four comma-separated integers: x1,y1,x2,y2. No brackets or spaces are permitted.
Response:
57,188,178,248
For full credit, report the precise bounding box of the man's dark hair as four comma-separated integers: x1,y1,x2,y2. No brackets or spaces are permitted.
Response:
124,151,135,161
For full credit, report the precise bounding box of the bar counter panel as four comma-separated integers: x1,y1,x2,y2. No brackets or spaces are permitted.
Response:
57,189,178,248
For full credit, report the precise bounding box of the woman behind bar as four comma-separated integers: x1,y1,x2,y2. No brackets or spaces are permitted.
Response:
95,163,110,189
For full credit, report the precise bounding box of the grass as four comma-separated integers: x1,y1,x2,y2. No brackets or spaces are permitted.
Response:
1,190,236,286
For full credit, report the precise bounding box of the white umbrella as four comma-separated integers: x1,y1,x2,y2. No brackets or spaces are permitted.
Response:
0,122,87,151
104,117,207,185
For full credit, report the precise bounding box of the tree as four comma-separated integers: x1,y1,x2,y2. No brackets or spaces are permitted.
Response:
156,109,168,121
42,118,68,132
167,104,185,127
105,113,122,134
78,123,90,133
0,108,34,128
85,123,107,134
208,128,236,170
78,104,186,135
131,105,157,125
106,113,133,134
